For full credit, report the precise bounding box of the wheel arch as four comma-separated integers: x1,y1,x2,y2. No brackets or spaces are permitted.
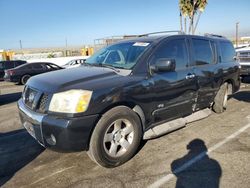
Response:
86,102,146,151
224,79,234,95
99,102,146,131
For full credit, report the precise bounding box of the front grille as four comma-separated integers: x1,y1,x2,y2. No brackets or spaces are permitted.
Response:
23,86,50,113
239,57,250,63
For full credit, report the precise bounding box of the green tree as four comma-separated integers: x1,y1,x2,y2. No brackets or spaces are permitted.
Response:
179,0,208,34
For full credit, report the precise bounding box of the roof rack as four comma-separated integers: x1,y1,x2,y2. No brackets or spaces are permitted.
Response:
138,30,184,37
204,33,226,38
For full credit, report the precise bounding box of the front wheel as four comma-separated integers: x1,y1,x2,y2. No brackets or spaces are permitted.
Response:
87,106,142,168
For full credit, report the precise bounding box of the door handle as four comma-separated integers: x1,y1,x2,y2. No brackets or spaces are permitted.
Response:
186,73,196,79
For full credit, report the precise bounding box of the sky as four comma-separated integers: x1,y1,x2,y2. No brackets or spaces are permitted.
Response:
0,0,249,49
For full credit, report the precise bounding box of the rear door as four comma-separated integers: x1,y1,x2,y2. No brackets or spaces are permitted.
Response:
189,37,219,110
31,64,46,75
150,36,198,123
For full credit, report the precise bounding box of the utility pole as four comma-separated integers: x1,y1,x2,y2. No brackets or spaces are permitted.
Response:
65,37,68,48
65,37,68,57
19,40,23,50
236,22,239,48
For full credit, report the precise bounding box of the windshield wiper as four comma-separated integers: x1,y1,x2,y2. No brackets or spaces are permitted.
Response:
85,62,121,72
99,64,121,72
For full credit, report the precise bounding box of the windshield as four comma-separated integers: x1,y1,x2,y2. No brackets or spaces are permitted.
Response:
85,42,151,69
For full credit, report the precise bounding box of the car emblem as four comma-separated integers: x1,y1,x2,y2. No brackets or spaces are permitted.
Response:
28,92,35,103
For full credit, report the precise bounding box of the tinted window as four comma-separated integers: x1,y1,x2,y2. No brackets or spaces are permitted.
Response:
14,61,25,67
192,39,213,65
5,62,14,69
210,41,217,63
153,39,188,70
219,41,235,62
32,64,43,69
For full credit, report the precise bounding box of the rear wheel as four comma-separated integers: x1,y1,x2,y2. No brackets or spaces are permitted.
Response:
21,74,31,85
87,106,142,168
213,83,228,113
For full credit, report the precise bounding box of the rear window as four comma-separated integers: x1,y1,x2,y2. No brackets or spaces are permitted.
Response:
14,61,25,67
192,39,213,65
5,62,14,69
219,41,235,62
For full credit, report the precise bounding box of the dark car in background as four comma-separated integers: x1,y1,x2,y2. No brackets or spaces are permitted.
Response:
4,62,63,85
18,32,240,168
0,60,27,80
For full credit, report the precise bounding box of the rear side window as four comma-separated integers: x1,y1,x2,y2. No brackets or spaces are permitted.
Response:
219,41,235,62
32,64,43,69
153,38,188,70
192,39,213,65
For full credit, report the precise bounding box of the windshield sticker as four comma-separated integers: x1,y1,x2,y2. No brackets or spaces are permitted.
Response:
133,42,150,47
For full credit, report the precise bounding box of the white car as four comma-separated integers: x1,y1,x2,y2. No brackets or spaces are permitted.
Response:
62,58,86,69
236,46,250,79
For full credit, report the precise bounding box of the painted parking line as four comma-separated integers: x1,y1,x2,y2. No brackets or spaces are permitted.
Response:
148,120,250,188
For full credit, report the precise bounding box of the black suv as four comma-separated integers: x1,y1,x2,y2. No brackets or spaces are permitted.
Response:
0,60,26,80
18,33,240,168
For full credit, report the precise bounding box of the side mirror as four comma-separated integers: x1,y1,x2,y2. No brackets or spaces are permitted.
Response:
151,58,176,72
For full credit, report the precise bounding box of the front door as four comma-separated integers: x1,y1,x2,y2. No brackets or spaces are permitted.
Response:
149,37,198,123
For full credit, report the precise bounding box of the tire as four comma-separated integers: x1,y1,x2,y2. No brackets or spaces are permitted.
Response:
87,106,142,168
213,83,228,113
21,74,31,85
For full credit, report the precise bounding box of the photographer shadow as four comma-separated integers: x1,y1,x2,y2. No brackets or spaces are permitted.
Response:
171,139,222,188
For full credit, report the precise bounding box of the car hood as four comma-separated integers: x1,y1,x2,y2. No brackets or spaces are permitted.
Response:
27,66,129,93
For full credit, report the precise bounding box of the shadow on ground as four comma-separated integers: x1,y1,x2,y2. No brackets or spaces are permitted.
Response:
0,92,22,106
232,90,250,103
0,129,44,186
171,139,222,188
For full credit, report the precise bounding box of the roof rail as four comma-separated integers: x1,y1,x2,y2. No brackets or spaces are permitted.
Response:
204,33,226,38
138,30,184,37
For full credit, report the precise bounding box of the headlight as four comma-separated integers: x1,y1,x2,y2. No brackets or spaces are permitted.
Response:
49,90,92,113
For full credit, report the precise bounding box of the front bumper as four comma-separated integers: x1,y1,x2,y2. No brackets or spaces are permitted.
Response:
18,99,99,151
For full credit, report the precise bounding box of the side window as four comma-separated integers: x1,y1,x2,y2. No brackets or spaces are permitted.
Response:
32,64,43,69
153,39,188,70
210,41,218,63
219,41,235,62
192,39,213,65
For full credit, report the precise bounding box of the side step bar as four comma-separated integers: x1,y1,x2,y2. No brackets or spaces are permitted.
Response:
143,108,211,139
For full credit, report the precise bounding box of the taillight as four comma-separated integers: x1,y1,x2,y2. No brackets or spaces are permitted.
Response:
8,70,15,75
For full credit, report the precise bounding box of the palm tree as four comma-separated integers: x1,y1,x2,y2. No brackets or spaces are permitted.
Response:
179,0,208,34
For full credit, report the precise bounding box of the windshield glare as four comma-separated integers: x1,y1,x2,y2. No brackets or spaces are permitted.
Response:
85,42,151,69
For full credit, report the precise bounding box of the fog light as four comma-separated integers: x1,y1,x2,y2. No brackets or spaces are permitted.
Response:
46,134,56,146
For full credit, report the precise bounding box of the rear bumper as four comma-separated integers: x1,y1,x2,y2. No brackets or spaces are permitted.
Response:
18,99,99,151
4,75,20,82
